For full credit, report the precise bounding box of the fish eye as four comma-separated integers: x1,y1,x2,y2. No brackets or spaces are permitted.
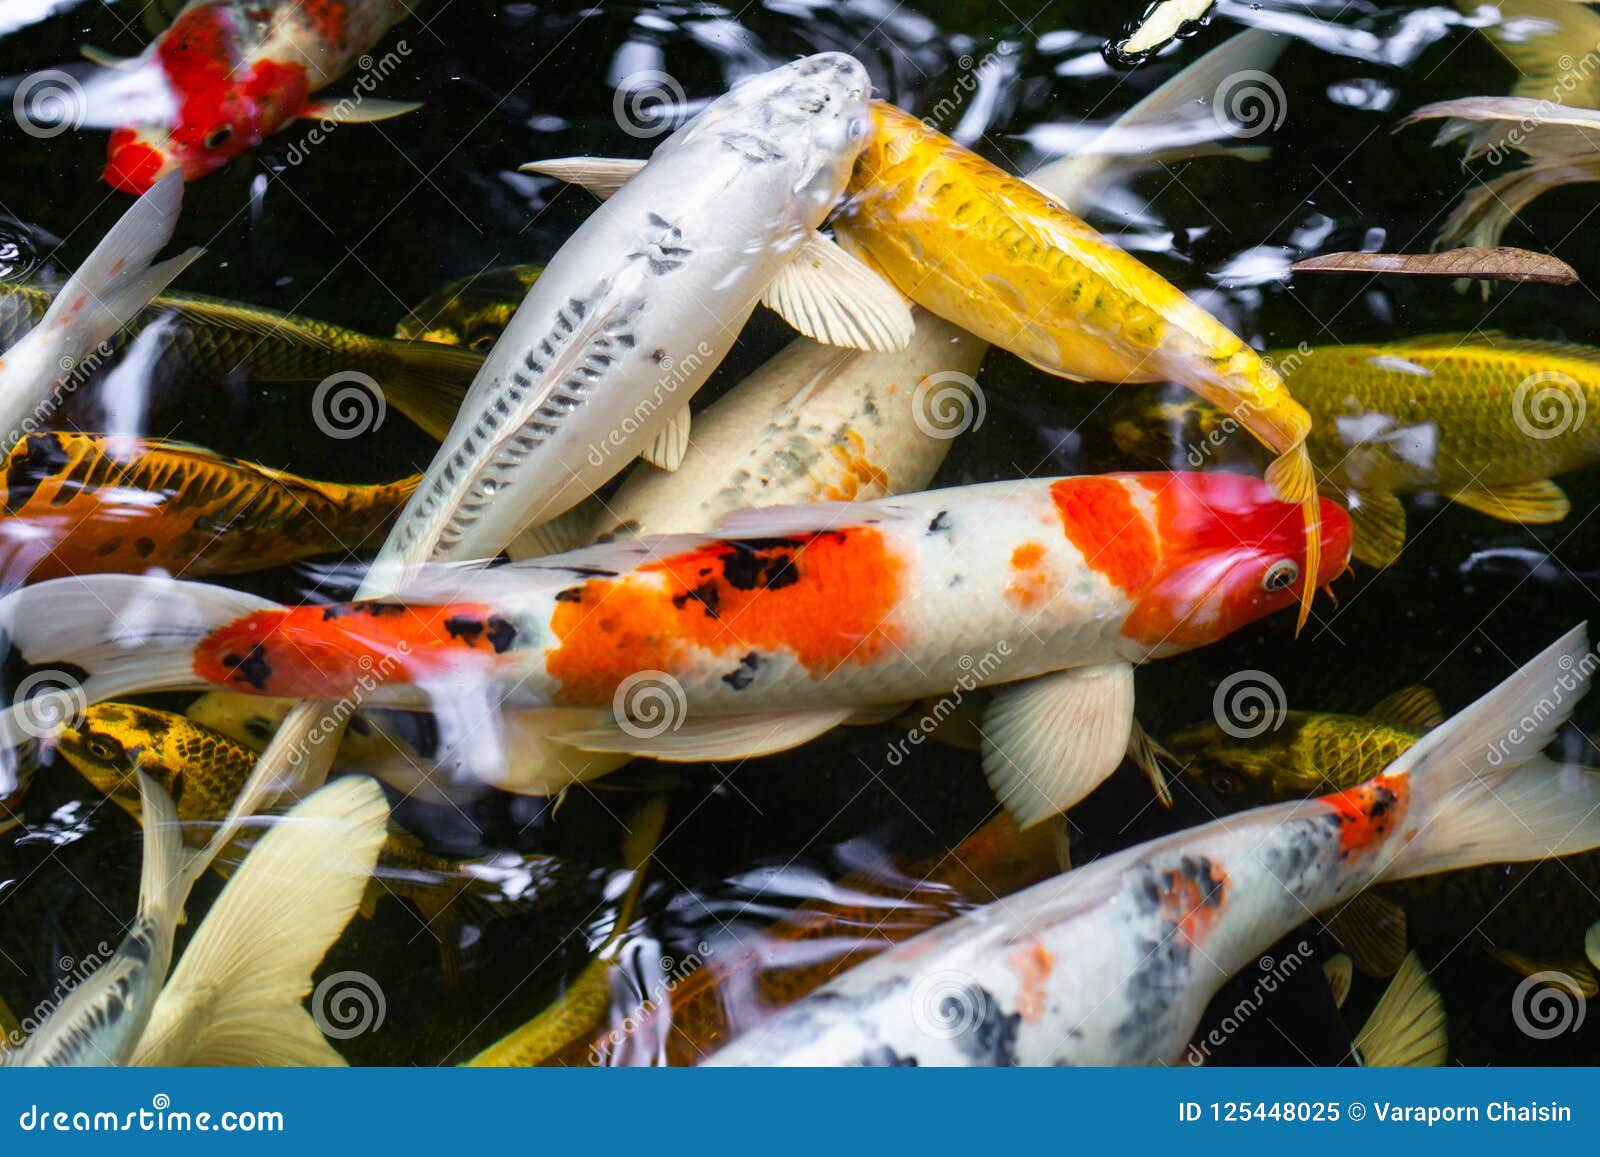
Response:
1260,559,1300,592
83,735,122,763
204,125,234,150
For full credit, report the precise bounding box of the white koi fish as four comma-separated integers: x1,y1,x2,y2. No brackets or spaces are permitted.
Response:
704,625,1600,1065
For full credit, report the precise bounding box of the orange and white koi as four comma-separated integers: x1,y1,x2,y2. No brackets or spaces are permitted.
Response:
706,625,1600,1065
833,101,1324,627
84,0,415,193
0,473,1350,820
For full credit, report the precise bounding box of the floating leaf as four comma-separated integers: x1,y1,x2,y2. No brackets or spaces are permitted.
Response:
1290,247,1578,285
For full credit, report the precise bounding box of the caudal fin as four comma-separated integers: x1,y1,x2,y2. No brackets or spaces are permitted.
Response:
0,172,200,431
0,574,277,755
1383,623,1600,882
372,339,478,441
132,775,390,1066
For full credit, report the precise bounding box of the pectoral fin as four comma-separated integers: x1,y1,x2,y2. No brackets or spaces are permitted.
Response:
505,497,603,561
1352,952,1447,1067
557,708,853,762
1347,489,1408,568
1448,479,1570,524
1323,953,1353,1009
979,663,1136,829
301,98,422,123
1485,946,1599,997
640,404,691,471
1327,890,1408,977
761,231,915,353
519,157,646,200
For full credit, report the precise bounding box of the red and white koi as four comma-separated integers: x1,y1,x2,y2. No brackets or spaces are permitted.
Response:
80,0,415,193
705,625,1600,1065
0,473,1349,818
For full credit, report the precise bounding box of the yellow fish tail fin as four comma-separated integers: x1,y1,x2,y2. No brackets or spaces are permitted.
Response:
131,776,389,1066
1263,441,1320,632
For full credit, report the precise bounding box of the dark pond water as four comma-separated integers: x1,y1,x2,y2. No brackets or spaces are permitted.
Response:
0,0,1596,1066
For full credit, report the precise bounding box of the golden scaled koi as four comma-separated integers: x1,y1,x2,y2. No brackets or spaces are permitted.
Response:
833,101,1322,626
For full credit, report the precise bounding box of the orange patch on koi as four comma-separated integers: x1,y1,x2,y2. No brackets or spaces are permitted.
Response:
546,528,907,703
1324,774,1410,857
1156,857,1229,948
1049,477,1157,597
1008,939,1054,1022
1005,540,1051,611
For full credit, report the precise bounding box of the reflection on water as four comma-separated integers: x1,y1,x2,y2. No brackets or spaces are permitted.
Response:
0,0,1595,1066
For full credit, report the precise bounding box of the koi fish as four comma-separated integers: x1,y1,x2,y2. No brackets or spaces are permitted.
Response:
704,625,1600,1065
0,432,418,583
85,0,416,193
830,100,1323,627
0,284,481,442
50,703,582,935
0,472,1350,823
0,173,199,453
3,773,385,1066
1110,335,1600,567
394,264,547,351
367,53,912,594
1169,687,1600,995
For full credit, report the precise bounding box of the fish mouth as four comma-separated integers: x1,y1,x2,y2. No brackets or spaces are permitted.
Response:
104,132,178,194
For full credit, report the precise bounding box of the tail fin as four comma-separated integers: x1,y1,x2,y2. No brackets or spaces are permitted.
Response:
1352,951,1447,1067
132,775,390,1066
134,769,189,933
0,172,200,434
0,574,277,751
372,339,477,441
1383,623,1600,881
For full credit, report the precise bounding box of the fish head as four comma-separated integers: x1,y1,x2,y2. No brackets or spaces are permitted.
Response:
103,4,310,193
52,704,179,818
709,53,873,222
394,263,547,349
1125,471,1351,648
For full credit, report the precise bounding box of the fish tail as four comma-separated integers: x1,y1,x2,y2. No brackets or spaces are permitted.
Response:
132,776,389,1066
1263,441,1320,632
6,172,201,395
133,769,191,931
1382,623,1600,883
0,575,278,763
370,339,480,441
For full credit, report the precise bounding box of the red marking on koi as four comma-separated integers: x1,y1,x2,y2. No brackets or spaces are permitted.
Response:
1323,774,1409,857
1049,477,1157,597
1008,940,1053,1022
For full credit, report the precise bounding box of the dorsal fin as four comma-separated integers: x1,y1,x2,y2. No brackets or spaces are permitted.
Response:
1368,685,1445,731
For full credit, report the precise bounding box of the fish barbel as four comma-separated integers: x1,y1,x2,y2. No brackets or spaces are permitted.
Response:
705,626,1600,1065
832,100,1322,626
0,432,418,583
367,53,912,594
0,472,1350,824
